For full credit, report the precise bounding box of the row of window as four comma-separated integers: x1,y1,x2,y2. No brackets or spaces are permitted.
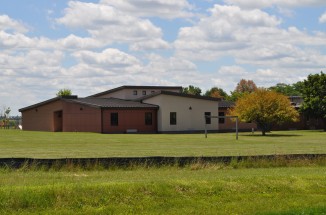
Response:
133,90,155,96
169,112,225,125
110,111,226,127
110,112,153,126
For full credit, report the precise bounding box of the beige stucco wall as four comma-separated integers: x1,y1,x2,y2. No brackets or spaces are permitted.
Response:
143,94,219,132
96,88,181,100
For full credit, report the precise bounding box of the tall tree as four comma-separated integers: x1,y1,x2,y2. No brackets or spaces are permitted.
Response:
182,85,202,96
301,72,326,131
229,79,258,101
229,89,299,136
204,87,228,99
56,88,72,97
234,79,257,93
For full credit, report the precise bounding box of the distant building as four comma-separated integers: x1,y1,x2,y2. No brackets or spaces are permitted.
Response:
19,86,226,133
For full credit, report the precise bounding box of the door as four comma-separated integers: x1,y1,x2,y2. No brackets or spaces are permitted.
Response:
53,110,63,132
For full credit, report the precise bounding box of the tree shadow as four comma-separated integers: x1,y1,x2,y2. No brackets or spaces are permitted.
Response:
241,134,302,137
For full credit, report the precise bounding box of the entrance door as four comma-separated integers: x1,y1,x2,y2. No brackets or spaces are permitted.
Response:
53,110,63,132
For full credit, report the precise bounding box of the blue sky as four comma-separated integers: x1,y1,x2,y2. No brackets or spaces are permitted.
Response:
1,0,326,115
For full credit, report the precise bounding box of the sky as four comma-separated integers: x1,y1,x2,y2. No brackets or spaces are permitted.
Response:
1,0,326,116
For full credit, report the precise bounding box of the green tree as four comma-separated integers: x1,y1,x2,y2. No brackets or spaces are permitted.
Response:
204,87,228,99
229,89,299,136
269,82,302,96
301,72,326,131
56,88,72,97
182,85,202,96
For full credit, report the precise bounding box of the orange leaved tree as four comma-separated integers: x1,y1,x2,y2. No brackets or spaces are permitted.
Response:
229,89,299,136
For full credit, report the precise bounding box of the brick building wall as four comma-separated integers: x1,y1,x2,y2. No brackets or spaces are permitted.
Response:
102,109,157,133
21,100,63,131
62,102,102,132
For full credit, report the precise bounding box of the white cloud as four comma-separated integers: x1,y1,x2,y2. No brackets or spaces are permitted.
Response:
0,15,28,33
100,0,194,19
72,48,142,69
224,0,326,9
56,1,169,50
57,34,102,49
175,4,326,69
175,4,282,60
319,12,326,23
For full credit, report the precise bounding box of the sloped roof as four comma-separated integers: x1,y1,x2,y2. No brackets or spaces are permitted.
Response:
65,97,158,109
218,100,235,108
19,97,158,112
138,90,222,102
89,85,183,97
19,96,78,112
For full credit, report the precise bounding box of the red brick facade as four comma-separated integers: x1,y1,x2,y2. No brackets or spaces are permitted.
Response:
21,99,158,133
102,109,157,133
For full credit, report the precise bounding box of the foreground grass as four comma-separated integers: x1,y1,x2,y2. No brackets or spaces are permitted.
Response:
0,164,325,214
0,130,325,158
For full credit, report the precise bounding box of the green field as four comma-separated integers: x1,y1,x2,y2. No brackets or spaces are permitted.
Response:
0,165,326,214
1,130,326,214
0,130,325,158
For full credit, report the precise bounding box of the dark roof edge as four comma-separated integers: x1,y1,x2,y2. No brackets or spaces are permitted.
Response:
88,85,183,98
139,91,222,102
19,95,78,112
65,98,159,109
19,97,59,112
63,98,102,109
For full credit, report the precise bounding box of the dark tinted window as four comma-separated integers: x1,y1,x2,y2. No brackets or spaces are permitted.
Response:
205,112,211,124
170,112,177,125
219,112,225,124
145,112,152,125
111,113,118,126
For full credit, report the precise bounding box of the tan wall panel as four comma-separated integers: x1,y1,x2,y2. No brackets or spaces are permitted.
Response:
97,88,181,100
143,95,220,132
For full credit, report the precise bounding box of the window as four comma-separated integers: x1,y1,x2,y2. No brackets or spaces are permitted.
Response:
133,90,137,95
151,90,155,94
111,113,118,126
142,90,146,95
219,112,225,124
170,112,177,125
205,112,211,124
145,112,152,125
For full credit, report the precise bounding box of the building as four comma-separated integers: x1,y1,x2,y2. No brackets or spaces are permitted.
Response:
19,86,224,133
217,100,257,131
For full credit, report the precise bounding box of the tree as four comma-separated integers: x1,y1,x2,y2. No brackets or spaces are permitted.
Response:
204,87,228,99
182,85,202,96
300,72,326,131
229,89,299,136
228,79,258,101
269,82,302,96
56,88,72,97
0,106,11,129
234,79,257,93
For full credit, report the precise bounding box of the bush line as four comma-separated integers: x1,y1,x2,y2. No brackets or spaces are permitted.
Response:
0,154,326,170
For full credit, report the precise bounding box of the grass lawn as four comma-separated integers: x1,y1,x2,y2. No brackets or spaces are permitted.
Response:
0,129,325,158
0,165,325,214
1,130,326,214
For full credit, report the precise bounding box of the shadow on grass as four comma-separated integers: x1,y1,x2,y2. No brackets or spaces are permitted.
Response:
241,129,325,137
241,134,302,137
